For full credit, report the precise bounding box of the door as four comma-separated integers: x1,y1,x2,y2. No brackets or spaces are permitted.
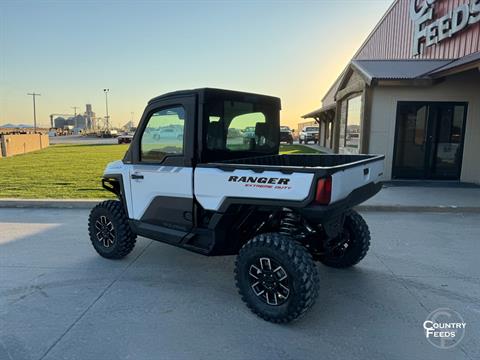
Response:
129,99,195,233
393,102,467,180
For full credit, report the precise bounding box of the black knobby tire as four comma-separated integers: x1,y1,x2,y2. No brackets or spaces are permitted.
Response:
317,210,370,268
88,200,136,259
235,233,319,323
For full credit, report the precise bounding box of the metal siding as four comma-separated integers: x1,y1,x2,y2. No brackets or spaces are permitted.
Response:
355,0,480,60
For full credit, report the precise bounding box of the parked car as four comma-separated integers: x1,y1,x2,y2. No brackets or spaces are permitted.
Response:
280,126,294,144
151,126,183,140
118,132,133,144
242,126,256,144
118,128,137,144
88,88,384,323
97,129,119,138
299,126,319,144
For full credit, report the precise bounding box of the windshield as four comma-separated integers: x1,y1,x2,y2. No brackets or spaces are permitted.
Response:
204,97,279,159
280,126,291,132
305,127,318,132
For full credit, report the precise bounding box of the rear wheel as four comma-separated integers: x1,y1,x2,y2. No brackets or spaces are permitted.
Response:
235,233,319,323
88,200,136,259
317,210,370,268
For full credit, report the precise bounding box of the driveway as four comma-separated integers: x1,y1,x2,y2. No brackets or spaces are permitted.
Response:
0,209,479,360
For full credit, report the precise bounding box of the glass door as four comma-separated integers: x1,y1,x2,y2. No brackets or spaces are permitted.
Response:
393,102,467,180
428,104,467,179
392,103,429,179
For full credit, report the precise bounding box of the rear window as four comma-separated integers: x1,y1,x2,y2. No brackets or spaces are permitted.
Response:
205,99,279,155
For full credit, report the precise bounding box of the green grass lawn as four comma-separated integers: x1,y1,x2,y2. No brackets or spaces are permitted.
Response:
0,143,320,199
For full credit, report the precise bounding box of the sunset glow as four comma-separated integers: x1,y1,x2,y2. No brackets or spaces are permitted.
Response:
0,0,392,129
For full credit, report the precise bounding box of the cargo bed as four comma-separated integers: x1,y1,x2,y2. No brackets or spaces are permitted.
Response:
195,154,385,211
200,154,385,175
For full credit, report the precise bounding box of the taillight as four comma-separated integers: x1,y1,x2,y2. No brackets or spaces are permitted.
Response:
315,176,332,205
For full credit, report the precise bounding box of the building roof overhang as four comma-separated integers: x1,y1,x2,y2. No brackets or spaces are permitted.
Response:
304,52,480,119
428,52,480,78
350,59,452,85
302,103,336,119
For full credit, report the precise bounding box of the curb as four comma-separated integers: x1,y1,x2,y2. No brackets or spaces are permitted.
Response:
0,199,102,209
0,199,479,213
356,205,480,213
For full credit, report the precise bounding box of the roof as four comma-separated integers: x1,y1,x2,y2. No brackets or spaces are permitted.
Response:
302,103,336,119
429,51,480,76
148,88,281,106
351,59,452,84
321,68,346,104
316,0,401,106
304,52,480,118
352,0,400,60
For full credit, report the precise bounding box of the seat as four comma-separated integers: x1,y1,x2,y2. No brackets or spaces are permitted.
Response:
207,121,225,150
255,123,269,147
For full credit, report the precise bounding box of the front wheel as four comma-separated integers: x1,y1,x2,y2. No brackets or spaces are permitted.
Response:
88,200,137,259
235,233,319,323
316,210,370,268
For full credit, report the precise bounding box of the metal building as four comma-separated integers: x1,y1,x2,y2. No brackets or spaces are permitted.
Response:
304,0,480,184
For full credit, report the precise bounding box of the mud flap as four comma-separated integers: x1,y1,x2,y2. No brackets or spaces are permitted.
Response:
322,214,345,239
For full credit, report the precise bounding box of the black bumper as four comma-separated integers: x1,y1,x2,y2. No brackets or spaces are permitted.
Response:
298,182,382,224
280,134,293,143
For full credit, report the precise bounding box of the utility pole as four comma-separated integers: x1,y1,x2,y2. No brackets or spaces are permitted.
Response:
27,92,41,132
72,106,79,128
103,89,110,130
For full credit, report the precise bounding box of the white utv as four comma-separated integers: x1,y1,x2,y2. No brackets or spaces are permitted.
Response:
88,88,384,323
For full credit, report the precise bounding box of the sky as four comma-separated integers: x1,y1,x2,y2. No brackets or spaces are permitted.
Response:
0,0,392,129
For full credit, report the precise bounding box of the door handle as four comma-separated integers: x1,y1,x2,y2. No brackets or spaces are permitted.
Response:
131,173,144,180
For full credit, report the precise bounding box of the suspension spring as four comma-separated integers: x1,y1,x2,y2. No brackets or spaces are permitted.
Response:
279,211,307,240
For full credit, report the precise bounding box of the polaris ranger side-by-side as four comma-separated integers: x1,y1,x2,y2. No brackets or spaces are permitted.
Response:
88,88,384,323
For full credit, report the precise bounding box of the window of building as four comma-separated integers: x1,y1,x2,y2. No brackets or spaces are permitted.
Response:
140,106,185,163
339,95,362,154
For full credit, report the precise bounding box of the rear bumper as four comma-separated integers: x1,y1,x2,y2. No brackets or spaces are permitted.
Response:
280,135,293,142
298,181,382,223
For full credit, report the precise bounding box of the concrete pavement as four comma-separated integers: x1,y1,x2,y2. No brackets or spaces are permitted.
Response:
361,184,480,212
1,208,479,360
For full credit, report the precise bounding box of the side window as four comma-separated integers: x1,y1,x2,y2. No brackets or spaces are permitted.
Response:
140,106,185,163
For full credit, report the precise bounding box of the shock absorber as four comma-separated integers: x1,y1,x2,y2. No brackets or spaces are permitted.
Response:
279,210,308,240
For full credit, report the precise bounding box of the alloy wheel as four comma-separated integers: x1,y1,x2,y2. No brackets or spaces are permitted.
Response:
95,215,115,248
248,257,290,306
